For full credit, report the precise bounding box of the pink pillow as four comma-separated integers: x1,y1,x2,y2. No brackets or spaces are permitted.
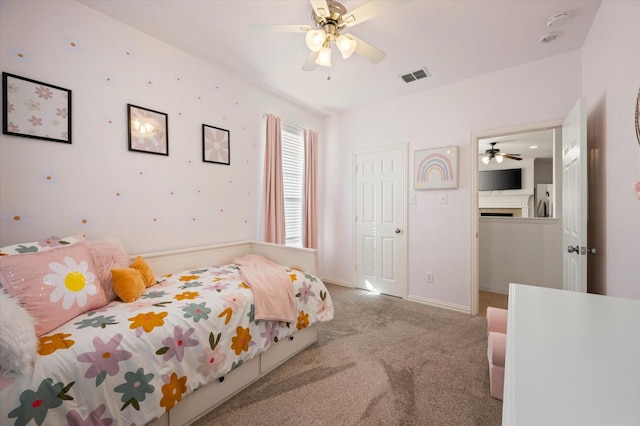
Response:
88,237,130,302
0,241,108,336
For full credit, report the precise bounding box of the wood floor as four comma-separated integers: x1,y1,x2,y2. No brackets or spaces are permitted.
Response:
478,290,509,317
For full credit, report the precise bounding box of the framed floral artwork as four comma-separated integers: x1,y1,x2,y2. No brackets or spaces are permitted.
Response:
127,104,168,156
202,124,230,165
2,72,72,144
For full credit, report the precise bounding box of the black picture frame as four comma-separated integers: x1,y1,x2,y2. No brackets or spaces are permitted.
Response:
2,72,72,144
127,104,169,156
202,124,230,165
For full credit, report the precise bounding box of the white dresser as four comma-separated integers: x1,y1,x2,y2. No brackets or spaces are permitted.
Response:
502,284,640,425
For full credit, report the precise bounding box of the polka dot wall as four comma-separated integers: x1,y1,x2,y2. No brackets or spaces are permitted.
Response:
0,1,323,253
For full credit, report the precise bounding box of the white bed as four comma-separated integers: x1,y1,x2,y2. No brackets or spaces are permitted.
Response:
0,240,330,426
142,241,322,425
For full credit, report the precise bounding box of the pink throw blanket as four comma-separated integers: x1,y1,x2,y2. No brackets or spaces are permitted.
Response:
234,254,296,322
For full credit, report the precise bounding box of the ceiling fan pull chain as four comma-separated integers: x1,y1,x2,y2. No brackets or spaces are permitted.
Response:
327,69,331,81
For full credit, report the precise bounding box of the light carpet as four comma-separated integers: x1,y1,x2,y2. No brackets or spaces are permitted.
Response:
193,284,502,425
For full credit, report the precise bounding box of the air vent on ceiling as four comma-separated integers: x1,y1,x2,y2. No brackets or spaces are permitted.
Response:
401,67,430,83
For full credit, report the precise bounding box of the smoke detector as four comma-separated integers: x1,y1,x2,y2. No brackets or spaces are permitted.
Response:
540,12,569,44
546,12,570,28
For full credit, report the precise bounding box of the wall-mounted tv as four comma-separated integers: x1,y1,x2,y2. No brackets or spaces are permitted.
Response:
479,168,522,191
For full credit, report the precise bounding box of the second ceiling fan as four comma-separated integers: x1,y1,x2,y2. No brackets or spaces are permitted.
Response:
481,142,523,164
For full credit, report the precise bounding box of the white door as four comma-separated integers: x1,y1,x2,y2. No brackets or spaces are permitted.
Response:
354,145,407,297
562,98,588,292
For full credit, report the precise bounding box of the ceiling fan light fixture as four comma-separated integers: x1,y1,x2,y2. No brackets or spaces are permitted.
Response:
335,34,356,58
305,29,326,52
482,156,490,165
315,45,332,67
495,155,504,163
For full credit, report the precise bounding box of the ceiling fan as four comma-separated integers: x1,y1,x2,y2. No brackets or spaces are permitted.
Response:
260,0,406,71
481,142,523,164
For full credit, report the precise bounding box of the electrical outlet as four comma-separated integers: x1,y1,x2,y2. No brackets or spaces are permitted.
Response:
425,272,434,283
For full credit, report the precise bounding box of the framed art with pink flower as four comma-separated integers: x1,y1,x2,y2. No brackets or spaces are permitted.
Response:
202,124,230,165
128,104,169,156
2,72,72,144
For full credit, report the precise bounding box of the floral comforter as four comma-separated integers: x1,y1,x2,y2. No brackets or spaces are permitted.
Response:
0,263,333,425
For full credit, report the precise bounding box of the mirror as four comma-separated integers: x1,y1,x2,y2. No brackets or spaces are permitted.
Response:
478,127,559,218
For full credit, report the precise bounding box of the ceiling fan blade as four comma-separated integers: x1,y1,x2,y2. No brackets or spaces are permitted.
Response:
309,0,330,18
302,51,319,71
345,34,386,64
500,154,523,161
342,0,409,27
251,24,311,33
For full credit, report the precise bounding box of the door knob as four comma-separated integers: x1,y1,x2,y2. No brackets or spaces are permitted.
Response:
567,245,580,254
395,228,402,234
587,247,597,255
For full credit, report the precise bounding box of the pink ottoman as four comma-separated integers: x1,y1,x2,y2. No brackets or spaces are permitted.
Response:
487,331,506,400
486,307,508,334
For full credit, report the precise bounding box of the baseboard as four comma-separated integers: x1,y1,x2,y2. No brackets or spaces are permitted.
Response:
480,284,509,295
321,277,354,288
406,294,470,314
321,279,472,314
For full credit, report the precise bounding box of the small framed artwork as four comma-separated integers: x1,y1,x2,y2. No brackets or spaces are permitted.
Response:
414,145,459,189
202,124,230,165
2,72,72,144
127,104,168,156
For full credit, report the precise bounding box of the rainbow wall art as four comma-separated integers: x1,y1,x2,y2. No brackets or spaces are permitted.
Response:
414,146,459,189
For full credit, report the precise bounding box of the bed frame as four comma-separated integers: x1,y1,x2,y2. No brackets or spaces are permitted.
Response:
142,241,319,426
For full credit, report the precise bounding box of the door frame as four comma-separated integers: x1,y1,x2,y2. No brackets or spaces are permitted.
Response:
352,142,408,298
470,120,563,315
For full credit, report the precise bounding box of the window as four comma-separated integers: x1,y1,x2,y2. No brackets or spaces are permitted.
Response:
281,122,304,247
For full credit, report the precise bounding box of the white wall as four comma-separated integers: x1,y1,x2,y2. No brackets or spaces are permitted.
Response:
323,51,582,310
581,0,640,299
479,218,562,293
0,0,323,255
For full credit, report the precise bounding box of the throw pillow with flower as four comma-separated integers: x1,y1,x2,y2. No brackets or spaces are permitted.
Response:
0,241,108,336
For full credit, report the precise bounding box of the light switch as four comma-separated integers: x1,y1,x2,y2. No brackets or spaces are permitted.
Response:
439,193,448,204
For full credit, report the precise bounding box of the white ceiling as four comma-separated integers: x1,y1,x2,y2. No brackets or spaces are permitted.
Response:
78,0,601,116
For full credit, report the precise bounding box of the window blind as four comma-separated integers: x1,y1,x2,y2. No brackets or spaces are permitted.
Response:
281,122,304,248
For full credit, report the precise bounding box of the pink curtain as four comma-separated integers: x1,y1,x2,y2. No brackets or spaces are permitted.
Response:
263,114,285,244
303,129,319,249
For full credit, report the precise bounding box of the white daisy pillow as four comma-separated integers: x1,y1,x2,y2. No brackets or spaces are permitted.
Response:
0,240,108,336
